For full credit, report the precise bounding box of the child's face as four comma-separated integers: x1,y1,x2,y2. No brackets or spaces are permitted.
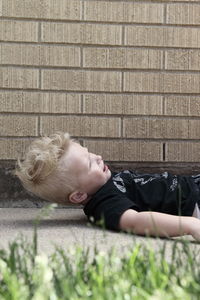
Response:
62,142,111,196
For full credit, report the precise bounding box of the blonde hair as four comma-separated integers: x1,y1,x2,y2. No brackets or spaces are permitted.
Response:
15,132,77,204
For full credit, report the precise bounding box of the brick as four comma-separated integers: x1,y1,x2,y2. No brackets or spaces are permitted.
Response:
0,139,30,159
0,20,38,42
0,67,39,89
125,26,200,48
0,116,38,136
123,118,189,139
0,44,40,66
40,45,80,67
84,1,164,24
40,116,121,138
167,4,200,25
167,0,200,1
123,141,163,162
83,48,163,69
0,0,2,16
124,72,200,94
41,23,122,45
42,70,121,92
165,50,200,71
2,0,81,20
83,140,163,162
166,142,200,162
165,96,200,117
0,91,81,113
189,120,200,139
83,94,163,115
0,44,80,67
83,140,124,161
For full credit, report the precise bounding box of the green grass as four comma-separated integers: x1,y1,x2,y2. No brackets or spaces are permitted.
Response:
0,206,200,300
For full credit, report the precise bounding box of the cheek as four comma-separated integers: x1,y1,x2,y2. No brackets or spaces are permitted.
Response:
97,171,107,183
91,170,103,181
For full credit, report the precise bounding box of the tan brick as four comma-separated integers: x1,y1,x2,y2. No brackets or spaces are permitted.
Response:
165,96,200,117
83,140,124,161
83,94,163,115
167,4,200,25
2,0,81,20
0,116,38,136
123,118,189,139
174,0,200,1
123,141,163,162
42,70,121,92
0,44,40,66
165,50,200,71
41,23,122,45
0,91,81,113
0,0,2,16
83,140,163,162
189,120,200,140
0,67,39,89
0,44,80,67
124,72,200,94
0,20,38,42
0,139,31,159
166,0,200,1
166,142,200,162
83,48,163,69
84,1,164,24
40,116,121,138
40,45,80,67
125,26,200,48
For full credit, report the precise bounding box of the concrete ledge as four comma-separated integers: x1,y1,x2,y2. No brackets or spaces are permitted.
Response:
0,160,47,207
1,160,200,207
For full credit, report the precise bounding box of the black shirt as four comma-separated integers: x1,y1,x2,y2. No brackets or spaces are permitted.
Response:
83,170,200,231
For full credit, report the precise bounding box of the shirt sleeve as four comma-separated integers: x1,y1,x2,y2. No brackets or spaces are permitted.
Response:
90,195,138,231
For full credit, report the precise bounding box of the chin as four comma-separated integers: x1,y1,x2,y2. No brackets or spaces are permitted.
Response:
105,169,111,180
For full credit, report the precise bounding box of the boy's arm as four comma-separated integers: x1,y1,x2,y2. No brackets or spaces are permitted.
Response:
119,209,200,240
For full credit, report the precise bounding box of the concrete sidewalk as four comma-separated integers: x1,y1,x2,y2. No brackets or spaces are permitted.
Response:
0,208,199,258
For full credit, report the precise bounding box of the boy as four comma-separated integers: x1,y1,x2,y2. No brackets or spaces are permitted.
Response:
16,132,200,241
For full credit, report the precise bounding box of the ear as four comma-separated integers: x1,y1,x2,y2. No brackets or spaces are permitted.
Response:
69,191,88,204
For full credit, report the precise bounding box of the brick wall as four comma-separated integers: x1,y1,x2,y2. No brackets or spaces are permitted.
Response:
1,0,200,184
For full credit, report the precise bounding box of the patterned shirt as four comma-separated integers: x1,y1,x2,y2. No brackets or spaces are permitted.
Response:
84,170,200,231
